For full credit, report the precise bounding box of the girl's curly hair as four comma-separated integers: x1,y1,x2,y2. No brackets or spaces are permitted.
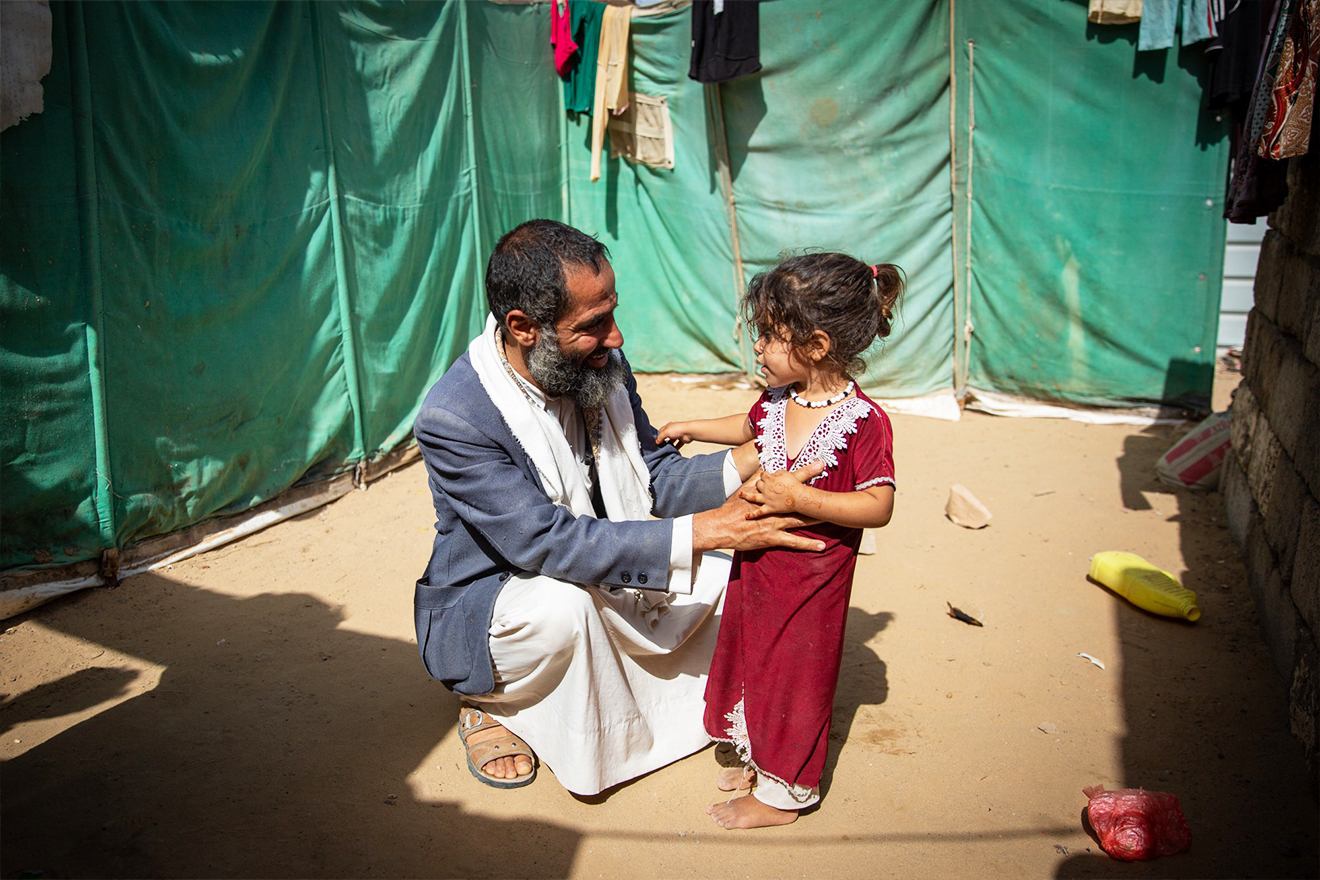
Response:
742,252,904,377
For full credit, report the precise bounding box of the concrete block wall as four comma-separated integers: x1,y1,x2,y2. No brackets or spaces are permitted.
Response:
1222,147,1320,784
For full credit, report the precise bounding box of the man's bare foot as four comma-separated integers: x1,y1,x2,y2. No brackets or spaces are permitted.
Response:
707,794,798,829
460,707,533,780
717,766,754,791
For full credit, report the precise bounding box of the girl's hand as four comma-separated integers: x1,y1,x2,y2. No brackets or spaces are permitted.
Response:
656,421,694,449
738,463,825,518
656,413,754,449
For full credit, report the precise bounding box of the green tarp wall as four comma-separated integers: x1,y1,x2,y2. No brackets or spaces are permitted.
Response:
0,0,1227,572
952,4,1227,407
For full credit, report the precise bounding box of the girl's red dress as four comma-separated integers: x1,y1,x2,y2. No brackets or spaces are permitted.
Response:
703,385,895,799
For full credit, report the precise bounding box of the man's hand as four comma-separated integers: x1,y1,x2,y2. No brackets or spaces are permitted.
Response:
692,462,826,553
738,468,817,519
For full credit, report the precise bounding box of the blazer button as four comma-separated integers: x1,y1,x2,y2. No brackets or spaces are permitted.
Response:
620,571,632,584
637,572,648,585
498,572,510,582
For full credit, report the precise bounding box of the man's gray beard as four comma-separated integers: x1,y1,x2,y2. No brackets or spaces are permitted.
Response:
525,330,626,409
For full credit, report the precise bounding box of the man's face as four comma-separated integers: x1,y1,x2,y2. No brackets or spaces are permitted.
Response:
554,260,623,363
524,260,626,408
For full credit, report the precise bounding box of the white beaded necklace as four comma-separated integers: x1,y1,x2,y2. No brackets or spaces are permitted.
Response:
788,379,855,408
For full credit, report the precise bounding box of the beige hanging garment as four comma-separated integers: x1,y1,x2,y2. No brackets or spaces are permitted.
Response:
609,92,674,170
1088,0,1142,25
590,4,632,182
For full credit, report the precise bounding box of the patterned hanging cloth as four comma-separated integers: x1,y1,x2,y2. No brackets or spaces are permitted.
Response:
1258,0,1320,158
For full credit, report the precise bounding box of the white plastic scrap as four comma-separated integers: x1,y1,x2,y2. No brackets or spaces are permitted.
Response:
1077,652,1106,669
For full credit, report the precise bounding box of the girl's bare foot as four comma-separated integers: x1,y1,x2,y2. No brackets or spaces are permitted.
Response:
716,766,754,792
706,793,798,829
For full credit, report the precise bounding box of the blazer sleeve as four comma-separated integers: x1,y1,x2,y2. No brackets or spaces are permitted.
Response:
415,399,676,590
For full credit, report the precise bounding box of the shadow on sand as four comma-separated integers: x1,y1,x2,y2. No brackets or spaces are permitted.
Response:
820,608,892,798
1054,421,1316,878
0,576,581,879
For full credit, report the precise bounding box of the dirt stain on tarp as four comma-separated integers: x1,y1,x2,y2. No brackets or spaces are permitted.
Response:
809,97,840,127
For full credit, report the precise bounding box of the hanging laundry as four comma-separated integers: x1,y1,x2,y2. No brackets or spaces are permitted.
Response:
1259,0,1320,158
551,0,579,77
1089,0,1144,25
1225,0,1293,221
608,92,675,171
1138,0,1218,49
563,0,606,114
1206,0,1271,219
590,3,631,182
689,0,762,84
1205,1,1270,115
1245,0,1297,145
1186,0,1221,42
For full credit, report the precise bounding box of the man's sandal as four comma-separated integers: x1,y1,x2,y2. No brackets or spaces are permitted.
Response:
459,707,536,789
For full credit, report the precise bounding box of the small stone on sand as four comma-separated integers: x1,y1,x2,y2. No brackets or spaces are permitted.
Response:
946,483,992,529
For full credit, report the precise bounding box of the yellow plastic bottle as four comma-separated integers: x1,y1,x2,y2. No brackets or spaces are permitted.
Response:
1088,551,1201,622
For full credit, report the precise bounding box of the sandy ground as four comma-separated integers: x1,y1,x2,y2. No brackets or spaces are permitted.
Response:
2,365,1317,879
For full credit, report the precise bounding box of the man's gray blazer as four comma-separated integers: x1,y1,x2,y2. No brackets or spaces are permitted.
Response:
413,350,731,696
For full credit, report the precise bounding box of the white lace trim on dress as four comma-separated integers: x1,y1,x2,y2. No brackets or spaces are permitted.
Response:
855,475,895,491
756,389,878,485
717,697,817,805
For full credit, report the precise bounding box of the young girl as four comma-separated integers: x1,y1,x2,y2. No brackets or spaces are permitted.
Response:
658,252,903,830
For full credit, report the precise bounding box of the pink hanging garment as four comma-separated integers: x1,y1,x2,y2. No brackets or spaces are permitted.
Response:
551,0,579,77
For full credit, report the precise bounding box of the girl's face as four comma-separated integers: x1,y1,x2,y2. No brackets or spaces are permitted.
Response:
753,327,810,388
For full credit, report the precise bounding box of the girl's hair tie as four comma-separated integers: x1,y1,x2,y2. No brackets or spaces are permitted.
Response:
870,264,879,278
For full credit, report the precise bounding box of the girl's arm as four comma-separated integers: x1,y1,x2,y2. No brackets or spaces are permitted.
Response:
740,471,894,529
656,413,754,449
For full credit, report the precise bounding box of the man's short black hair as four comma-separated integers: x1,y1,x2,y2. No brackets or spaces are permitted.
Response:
485,220,610,332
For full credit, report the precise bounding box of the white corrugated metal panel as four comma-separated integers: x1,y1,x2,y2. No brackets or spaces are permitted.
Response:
1223,244,1262,277
1221,277,1254,313
1227,218,1267,244
1219,313,1248,348
1220,218,1263,348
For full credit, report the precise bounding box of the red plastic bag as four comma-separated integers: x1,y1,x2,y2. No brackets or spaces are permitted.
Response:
1083,784,1191,861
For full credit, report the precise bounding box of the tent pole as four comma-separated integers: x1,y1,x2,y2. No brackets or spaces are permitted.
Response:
707,83,751,378
69,2,118,565
457,1,489,346
309,3,369,481
949,0,976,398
949,0,976,399
558,36,571,222
948,0,965,397
962,36,976,396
